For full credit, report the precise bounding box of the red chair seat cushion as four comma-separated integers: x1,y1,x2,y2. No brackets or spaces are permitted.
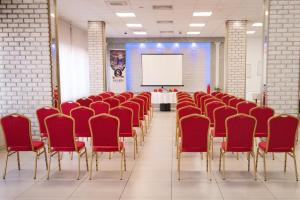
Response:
51,141,85,152
255,132,267,137
93,142,124,152
120,130,136,137
9,141,45,151
258,141,292,152
211,129,226,137
221,141,252,152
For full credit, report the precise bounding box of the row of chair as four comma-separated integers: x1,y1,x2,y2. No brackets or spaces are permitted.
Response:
175,91,299,181
0,91,153,180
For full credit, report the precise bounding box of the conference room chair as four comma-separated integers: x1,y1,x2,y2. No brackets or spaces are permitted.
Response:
114,95,126,104
127,91,134,98
211,91,220,96
177,97,194,104
76,97,93,108
89,114,126,180
176,101,196,111
60,101,80,115
195,92,207,108
193,91,205,100
1,114,48,179
110,107,138,159
121,101,144,143
106,91,115,96
158,88,163,92
216,93,227,99
36,106,59,141
256,115,299,181
137,95,150,126
88,95,103,102
228,98,245,108
45,113,88,180
219,114,256,180
90,101,110,115
173,88,179,92
250,106,274,140
120,92,131,100
70,106,94,138
211,106,237,159
177,114,211,180
237,101,257,114
140,92,153,119
222,95,235,105
203,98,220,115
205,101,225,126
177,93,191,99
131,98,147,133
200,95,213,114
99,92,111,100
103,97,120,109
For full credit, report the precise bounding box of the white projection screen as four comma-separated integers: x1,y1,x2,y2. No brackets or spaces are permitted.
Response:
142,54,183,86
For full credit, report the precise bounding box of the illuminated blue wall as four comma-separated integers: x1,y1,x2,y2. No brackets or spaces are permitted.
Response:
125,42,211,92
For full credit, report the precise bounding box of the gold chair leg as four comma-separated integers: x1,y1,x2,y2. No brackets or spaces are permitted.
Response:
77,152,81,180
263,152,267,181
3,152,9,179
17,152,21,170
33,152,38,179
58,152,61,171
211,137,214,160
222,151,226,180
219,149,222,172
85,148,89,172
251,151,257,180
120,151,124,180
47,153,52,180
109,152,112,160
89,152,93,180
236,152,239,160
208,151,212,181
292,151,298,181
201,152,203,160
255,147,259,171
247,152,250,172
272,153,275,160
284,152,287,172
135,135,138,154
178,152,181,180
124,148,127,171
96,153,99,171
43,147,48,171
206,152,208,172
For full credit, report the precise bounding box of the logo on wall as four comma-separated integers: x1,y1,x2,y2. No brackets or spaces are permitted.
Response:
110,50,126,82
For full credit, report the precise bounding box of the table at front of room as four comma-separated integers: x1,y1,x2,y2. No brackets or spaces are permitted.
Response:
151,92,177,111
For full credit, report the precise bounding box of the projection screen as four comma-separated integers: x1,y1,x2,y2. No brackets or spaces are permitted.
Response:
142,54,183,86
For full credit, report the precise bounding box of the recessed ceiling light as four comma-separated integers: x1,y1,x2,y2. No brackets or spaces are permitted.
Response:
187,31,200,35
133,31,147,35
193,11,212,17
126,24,142,27
252,22,263,27
50,13,55,18
189,23,205,27
116,12,136,17
247,31,256,34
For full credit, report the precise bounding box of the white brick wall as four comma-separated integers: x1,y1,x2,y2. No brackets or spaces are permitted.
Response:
266,0,300,115
88,21,106,94
0,0,52,136
225,20,247,98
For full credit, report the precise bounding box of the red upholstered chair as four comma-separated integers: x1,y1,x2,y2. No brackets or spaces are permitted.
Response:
88,95,103,102
99,92,111,100
1,114,48,179
88,114,126,180
36,106,59,141
121,101,144,142
130,98,147,132
110,107,138,159
203,98,219,115
177,114,211,180
90,101,110,115
76,97,93,108
256,115,299,181
173,88,178,92
177,97,194,104
200,95,213,114
71,106,94,138
216,93,226,99
103,97,120,109
45,114,88,180
193,91,205,100
211,106,237,159
140,92,152,119
195,92,207,108
60,101,80,115
237,101,257,114
219,114,256,180
120,92,131,100
205,101,225,125
158,88,163,92
127,91,134,98
154,89,158,92
228,98,245,108
106,91,115,96
114,95,126,104
250,106,274,139
211,91,219,96
222,95,235,105
176,101,195,110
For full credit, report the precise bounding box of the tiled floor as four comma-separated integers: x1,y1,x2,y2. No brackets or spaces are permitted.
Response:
0,111,300,200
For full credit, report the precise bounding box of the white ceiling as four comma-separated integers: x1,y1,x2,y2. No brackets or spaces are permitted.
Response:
57,0,264,38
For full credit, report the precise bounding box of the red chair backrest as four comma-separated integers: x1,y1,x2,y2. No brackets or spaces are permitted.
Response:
222,95,235,105
99,93,111,100
88,95,103,102
206,101,225,123
89,114,120,149
76,98,93,107
225,114,256,152
137,95,148,112
250,106,274,135
214,106,237,135
114,95,126,104
173,88,178,92
180,114,210,152
130,98,144,120
45,114,76,150
177,106,201,120
120,93,131,100
60,101,80,115
216,93,225,99
211,91,219,96
90,101,110,115
229,98,245,108
140,93,151,107
106,91,115,96
176,101,195,110
121,101,140,127
237,101,257,114
127,91,134,98
195,92,207,107
110,107,133,134
1,114,33,150
36,107,59,137
203,98,219,115
200,95,213,113
103,97,120,109
71,107,94,137
267,115,299,152
158,88,163,92
177,97,193,103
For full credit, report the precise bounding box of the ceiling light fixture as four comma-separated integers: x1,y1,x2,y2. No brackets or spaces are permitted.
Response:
50,13,55,18
116,12,136,17
189,23,205,27
133,31,147,35
193,11,212,17
126,24,142,27
252,22,263,27
187,31,200,35
247,31,256,34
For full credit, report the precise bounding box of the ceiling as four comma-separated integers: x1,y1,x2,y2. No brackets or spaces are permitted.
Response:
57,0,264,38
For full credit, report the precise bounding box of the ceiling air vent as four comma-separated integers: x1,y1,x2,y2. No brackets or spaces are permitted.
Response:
160,31,174,34
105,0,128,6
153,5,173,10
157,20,173,24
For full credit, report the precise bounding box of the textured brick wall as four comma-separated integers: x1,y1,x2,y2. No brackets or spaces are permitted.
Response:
225,20,247,98
0,0,52,135
266,0,300,115
88,21,106,94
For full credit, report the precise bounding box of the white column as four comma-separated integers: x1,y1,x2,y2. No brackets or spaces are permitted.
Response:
215,42,220,88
